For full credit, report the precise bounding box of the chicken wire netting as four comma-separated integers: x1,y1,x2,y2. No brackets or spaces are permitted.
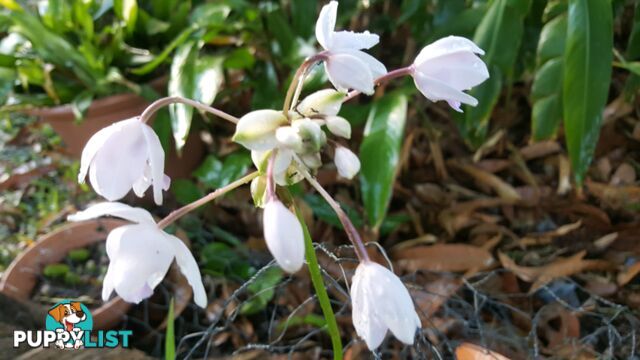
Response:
115,242,640,359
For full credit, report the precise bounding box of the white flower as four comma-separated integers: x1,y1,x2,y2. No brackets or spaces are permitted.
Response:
68,202,207,308
78,118,170,205
334,146,360,179
411,36,489,112
325,116,351,139
351,261,421,350
296,89,345,116
262,199,305,273
232,110,288,151
316,1,386,94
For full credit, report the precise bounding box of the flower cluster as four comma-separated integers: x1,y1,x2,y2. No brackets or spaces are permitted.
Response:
67,0,489,353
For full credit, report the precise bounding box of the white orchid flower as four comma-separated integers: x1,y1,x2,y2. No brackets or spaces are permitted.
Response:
68,202,207,308
316,1,386,94
334,146,360,179
262,199,305,273
411,36,489,112
351,261,421,350
78,118,170,205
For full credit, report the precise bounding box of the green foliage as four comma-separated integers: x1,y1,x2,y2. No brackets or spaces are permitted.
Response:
200,242,253,279
459,0,532,146
239,267,283,315
531,1,567,140
562,0,613,186
165,297,175,360
359,92,407,230
193,153,252,190
171,179,204,205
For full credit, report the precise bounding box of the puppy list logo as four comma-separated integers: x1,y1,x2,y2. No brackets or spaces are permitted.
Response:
13,300,132,349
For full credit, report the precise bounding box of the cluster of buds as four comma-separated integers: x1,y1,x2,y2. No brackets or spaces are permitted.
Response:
64,0,490,353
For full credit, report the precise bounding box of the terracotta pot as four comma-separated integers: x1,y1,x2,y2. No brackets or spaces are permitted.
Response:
27,84,205,179
0,219,193,330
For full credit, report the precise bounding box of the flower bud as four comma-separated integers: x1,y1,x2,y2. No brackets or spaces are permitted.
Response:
297,89,345,116
300,152,322,169
334,146,360,179
250,175,268,208
325,116,351,139
275,126,304,152
232,110,288,151
263,200,305,273
293,118,326,153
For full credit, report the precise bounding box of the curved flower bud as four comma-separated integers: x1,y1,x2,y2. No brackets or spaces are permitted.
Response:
232,110,288,151
68,202,207,308
411,36,489,112
275,126,304,153
78,118,170,205
293,118,326,153
325,116,351,139
334,146,360,179
297,89,345,117
351,261,421,350
315,1,386,94
262,199,305,273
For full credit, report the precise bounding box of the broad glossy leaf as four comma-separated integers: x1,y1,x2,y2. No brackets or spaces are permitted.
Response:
291,0,315,38
461,0,531,147
193,153,252,189
531,10,567,140
114,0,138,32
171,179,203,205
563,0,613,185
359,92,407,229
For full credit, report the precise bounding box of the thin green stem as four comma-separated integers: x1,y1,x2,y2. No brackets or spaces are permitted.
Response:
292,202,343,360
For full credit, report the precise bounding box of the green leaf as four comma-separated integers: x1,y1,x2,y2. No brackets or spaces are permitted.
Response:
201,242,253,279
460,0,531,146
615,61,640,76
290,0,316,39
164,298,175,360
189,3,231,27
562,0,613,186
169,46,224,152
171,179,203,205
193,153,252,189
114,0,138,32
531,10,567,140
627,2,640,60
240,267,283,315
223,47,256,69
359,92,407,229
130,26,197,75
71,91,94,121
43,263,69,278
303,194,363,229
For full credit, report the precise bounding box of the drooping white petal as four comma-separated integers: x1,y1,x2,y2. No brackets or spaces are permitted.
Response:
325,53,375,94
262,200,305,273
331,30,379,50
67,202,156,225
341,49,387,79
297,89,345,117
315,1,338,50
334,147,360,179
350,262,421,350
232,110,288,151
102,266,116,301
141,123,167,205
170,234,207,308
413,71,479,108
88,121,148,201
414,35,485,66
78,118,139,184
325,116,351,139
103,224,175,304
414,51,489,91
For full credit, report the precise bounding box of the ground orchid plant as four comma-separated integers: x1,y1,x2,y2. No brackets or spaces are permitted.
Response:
67,1,489,355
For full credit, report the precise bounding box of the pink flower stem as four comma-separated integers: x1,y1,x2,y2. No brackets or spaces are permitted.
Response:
343,66,414,102
157,171,259,229
265,151,277,202
139,96,240,124
295,164,370,263
282,52,329,117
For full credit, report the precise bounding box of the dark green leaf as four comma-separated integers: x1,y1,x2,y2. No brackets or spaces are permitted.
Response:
224,47,256,69
531,10,567,140
71,91,94,121
562,0,613,185
461,0,531,146
193,153,251,189
359,92,407,229
240,267,283,315
43,263,69,278
290,0,316,38
303,193,363,229
627,2,640,60
201,242,252,279
168,40,198,152
189,3,231,27
171,179,203,205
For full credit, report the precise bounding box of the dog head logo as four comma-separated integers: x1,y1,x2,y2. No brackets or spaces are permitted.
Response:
45,301,93,349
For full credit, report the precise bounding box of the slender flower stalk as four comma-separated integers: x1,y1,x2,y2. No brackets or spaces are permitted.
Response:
343,66,414,102
295,162,369,262
157,171,259,229
282,53,329,116
140,96,240,124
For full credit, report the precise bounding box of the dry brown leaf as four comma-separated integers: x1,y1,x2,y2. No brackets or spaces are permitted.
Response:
586,180,640,211
455,342,511,360
610,163,636,186
520,140,561,160
498,251,612,294
617,261,640,287
394,244,494,272
410,277,462,321
450,161,521,201
517,220,582,248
